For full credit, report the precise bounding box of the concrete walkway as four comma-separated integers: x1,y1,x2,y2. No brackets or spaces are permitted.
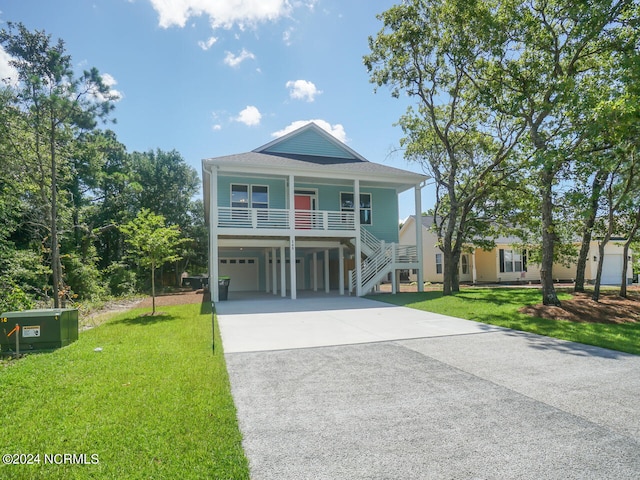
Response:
217,294,640,479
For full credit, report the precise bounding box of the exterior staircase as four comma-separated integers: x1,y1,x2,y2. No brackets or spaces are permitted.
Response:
349,227,418,295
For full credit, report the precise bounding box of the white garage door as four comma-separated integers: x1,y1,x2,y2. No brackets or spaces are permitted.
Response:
219,258,259,291
601,254,623,285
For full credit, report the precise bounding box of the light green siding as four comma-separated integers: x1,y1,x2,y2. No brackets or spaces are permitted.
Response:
218,176,286,209
218,177,399,242
262,129,355,159
297,183,399,243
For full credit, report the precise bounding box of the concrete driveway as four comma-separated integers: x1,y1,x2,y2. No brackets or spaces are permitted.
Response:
216,294,640,479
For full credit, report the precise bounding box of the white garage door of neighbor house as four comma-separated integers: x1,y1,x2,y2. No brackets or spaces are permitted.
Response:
219,258,259,291
601,254,623,285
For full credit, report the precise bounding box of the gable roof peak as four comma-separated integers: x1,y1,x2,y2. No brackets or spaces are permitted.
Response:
253,121,367,162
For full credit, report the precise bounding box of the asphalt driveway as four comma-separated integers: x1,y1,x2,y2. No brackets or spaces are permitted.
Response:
217,294,640,479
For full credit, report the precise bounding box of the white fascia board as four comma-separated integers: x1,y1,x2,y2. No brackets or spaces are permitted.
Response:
218,238,344,248
209,161,425,191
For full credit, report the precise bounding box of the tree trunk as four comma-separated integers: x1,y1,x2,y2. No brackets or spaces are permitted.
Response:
540,169,561,306
50,127,61,308
575,170,607,292
592,240,609,302
442,243,453,296
574,232,592,293
151,263,156,315
620,206,640,298
621,241,631,298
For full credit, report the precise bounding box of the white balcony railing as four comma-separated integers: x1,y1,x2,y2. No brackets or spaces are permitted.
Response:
217,207,355,232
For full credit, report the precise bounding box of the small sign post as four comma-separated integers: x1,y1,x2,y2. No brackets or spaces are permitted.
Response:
14,324,19,357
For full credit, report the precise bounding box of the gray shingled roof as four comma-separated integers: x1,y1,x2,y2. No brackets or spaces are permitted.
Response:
204,151,427,182
411,214,528,244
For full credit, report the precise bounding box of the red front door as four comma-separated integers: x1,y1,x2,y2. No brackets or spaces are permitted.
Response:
294,195,312,229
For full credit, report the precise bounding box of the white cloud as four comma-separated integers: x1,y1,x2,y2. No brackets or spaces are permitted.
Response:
224,48,255,67
235,105,262,126
148,0,292,29
0,46,19,86
282,27,294,46
212,124,222,131
272,119,347,143
286,79,321,102
88,72,123,103
198,36,218,50
100,73,123,101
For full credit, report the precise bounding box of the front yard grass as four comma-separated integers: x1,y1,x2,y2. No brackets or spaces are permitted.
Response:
372,288,640,355
0,302,249,479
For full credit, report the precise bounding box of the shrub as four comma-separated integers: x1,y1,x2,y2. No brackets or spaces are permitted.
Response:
104,261,137,296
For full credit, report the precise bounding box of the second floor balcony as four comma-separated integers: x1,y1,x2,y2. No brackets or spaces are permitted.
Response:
216,207,356,236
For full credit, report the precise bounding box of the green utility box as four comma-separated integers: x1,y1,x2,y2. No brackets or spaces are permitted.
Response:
0,308,78,353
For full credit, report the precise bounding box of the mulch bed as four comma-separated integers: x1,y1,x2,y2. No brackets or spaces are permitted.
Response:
520,291,640,324
136,290,209,308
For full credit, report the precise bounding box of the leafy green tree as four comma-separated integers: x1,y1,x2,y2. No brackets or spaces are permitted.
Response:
0,22,117,307
365,0,526,295
473,0,638,305
81,131,139,268
120,209,188,315
129,149,202,285
130,149,200,229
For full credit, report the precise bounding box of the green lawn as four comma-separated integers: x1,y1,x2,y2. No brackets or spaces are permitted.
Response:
0,302,250,480
372,288,640,355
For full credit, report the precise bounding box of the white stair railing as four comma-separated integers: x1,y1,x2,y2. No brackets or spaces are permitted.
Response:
349,228,419,295
360,227,380,256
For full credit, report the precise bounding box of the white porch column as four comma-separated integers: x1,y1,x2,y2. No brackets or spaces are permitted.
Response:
209,167,220,303
288,174,296,300
472,250,477,285
324,249,330,293
280,245,286,297
415,183,424,293
338,245,345,295
290,238,297,300
392,269,398,294
272,248,277,295
313,252,318,292
392,244,397,294
354,179,362,296
264,249,270,293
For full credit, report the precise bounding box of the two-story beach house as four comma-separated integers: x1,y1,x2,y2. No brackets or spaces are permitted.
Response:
202,122,428,302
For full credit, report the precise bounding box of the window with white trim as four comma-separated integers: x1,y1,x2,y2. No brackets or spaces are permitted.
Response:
340,192,372,225
499,249,527,273
251,185,268,209
231,184,249,208
435,253,443,274
231,184,269,209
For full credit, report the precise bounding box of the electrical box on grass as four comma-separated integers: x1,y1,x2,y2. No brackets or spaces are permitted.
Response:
1,309,78,353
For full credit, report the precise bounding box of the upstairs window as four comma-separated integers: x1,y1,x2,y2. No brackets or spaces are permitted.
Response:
340,192,372,225
231,184,249,208
231,184,268,209
435,253,443,274
251,185,268,209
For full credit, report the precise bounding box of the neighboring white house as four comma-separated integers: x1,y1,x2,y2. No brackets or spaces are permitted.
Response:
400,215,634,286
202,123,429,302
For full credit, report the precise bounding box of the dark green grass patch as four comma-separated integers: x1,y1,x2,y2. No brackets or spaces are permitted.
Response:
372,288,640,355
0,303,249,479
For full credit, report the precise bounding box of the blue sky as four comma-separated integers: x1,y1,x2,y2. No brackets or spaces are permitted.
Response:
0,0,434,219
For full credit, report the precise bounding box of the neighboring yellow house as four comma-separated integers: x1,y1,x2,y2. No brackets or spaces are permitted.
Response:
400,215,634,286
